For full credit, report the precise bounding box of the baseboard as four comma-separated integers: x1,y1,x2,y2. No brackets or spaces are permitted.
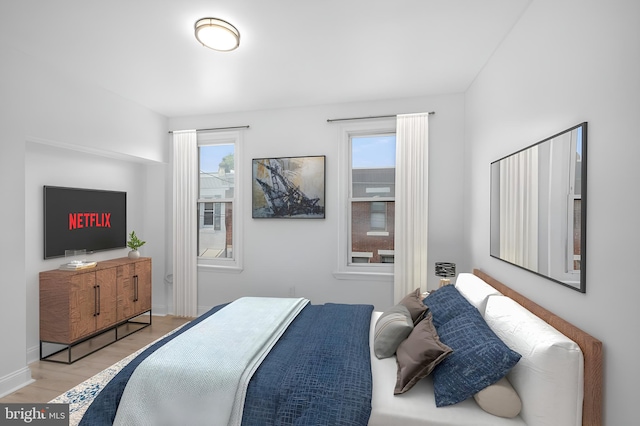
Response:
152,304,168,316
26,345,39,365
0,366,34,399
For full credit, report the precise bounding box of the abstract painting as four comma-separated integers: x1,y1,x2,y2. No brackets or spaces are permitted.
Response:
252,155,325,218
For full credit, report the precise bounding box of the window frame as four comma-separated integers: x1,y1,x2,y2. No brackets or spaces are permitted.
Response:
334,118,396,281
197,130,244,273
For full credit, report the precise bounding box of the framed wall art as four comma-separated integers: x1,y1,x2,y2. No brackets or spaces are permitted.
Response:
252,155,325,219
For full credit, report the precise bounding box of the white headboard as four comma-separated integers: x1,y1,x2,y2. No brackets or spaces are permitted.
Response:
472,269,602,426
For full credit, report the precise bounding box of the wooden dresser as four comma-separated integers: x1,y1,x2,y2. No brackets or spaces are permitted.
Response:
39,257,152,363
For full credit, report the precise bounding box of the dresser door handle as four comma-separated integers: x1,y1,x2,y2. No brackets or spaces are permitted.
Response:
133,275,139,302
96,285,101,316
93,285,98,316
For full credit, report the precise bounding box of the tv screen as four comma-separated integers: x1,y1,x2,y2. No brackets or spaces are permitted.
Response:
43,186,127,259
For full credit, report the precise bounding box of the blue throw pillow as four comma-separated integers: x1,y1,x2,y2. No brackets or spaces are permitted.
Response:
423,285,476,329
431,308,522,406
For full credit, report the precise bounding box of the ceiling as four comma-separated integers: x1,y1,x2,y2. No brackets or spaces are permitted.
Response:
0,0,531,118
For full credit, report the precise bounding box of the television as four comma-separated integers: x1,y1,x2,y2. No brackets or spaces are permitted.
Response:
43,186,127,259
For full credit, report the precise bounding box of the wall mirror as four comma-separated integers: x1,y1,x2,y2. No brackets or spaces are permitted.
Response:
490,122,587,292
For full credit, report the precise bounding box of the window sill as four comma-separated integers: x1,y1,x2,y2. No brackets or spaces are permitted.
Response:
332,271,393,281
366,231,389,236
197,263,244,274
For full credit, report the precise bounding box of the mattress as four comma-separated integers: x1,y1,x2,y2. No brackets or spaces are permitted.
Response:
55,308,528,426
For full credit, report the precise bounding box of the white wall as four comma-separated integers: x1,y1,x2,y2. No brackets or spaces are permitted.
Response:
169,93,466,312
24,143,171,363
2,40,466,396
0,44,167,396
464,0,640,424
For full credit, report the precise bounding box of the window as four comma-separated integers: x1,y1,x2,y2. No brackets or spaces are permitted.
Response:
335,118,396,280
370,201,387,231
197,131,243,271
351,134,396,264
203,202,214,226
567,126,583,273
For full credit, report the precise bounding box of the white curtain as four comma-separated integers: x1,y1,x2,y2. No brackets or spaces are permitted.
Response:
499,147,539,269
394,113,429,303
172,130,198,317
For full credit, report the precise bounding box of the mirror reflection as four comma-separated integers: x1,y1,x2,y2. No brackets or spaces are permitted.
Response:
490,123,587,292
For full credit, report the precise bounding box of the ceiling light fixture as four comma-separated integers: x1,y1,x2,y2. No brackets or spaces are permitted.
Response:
194,18,240,52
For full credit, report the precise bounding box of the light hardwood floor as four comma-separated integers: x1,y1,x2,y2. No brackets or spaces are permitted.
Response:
0,315,191,404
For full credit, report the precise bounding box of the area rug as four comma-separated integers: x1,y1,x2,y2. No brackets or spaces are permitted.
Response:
49,324,187,426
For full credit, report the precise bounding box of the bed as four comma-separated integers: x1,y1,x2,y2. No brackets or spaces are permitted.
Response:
52,269,602,426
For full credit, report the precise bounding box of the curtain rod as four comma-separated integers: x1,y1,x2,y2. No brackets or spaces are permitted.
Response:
168,125,250,134
326,112,435,123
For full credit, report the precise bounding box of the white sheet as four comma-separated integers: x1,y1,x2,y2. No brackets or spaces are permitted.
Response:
113,297,309,426
368,311,527,426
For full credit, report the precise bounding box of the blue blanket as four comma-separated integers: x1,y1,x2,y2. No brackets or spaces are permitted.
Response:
80,302,374,426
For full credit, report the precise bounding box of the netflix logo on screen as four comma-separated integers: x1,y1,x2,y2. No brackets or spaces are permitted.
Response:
69,212,112,229
44,186,127,259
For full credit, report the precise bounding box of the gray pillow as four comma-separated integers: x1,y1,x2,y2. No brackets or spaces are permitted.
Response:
374,304,414,359
399,288,428,324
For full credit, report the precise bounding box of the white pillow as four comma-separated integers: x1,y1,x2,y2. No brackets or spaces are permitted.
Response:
454,273,502,316
484,296,584,426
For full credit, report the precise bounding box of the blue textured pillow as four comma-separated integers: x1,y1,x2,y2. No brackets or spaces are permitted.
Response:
423,284,476,329
431,308,522,406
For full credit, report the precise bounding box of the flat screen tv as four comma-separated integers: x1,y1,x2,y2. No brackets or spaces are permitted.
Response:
43,186,127,259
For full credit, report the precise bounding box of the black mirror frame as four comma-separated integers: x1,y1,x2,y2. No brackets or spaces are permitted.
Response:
490,122,587,293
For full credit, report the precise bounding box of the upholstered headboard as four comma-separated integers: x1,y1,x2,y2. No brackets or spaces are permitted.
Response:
472,269,603,426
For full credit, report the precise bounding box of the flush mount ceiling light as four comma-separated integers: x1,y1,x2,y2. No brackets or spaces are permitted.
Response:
194,17,240,52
